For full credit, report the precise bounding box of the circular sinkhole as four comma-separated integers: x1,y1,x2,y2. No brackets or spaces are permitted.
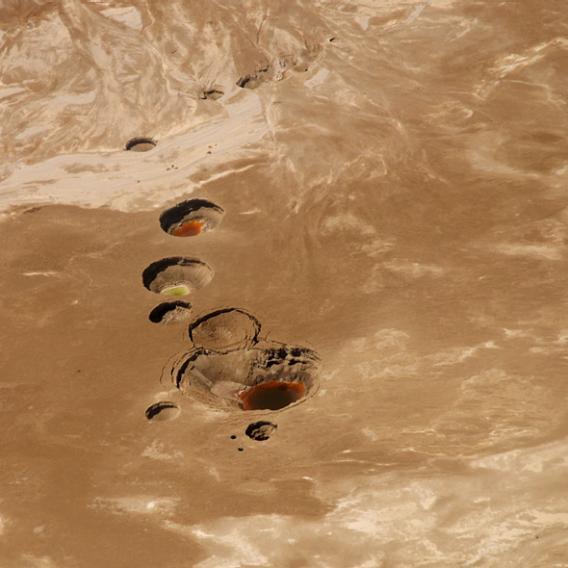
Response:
125,137,156,152
188,308,261,353
159,198,224,238
142,257,213,297
145,401,180,422
171,341,320,412
245,420,277,441
149,301,192,324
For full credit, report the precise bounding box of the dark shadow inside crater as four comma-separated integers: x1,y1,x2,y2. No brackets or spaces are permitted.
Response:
236,75,260,89
149,301,192,324
125,137,156,152
145,401,180,421
200,89,224,100
246,421,277,441
240,381,304,411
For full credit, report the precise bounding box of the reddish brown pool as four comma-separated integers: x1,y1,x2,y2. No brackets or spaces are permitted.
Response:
239,380,306,411
171,219,205,237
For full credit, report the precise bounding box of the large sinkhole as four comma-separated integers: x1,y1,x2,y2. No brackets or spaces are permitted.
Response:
167,308,320,411
188,307,261,353
142,257,213,297
159,198,224,238
171,344,320,411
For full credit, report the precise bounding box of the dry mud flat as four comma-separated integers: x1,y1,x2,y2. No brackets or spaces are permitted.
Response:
1,1,568,567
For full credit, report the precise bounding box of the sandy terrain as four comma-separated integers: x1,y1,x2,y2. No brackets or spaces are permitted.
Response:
1,1,568,566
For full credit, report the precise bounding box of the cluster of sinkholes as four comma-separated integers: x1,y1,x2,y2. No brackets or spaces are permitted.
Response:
137,172,320,450
121,44,329,437
140,199,223,303
124,52,322,157
171,308,320,414
236,53,315,90
144,307,320,445
145,306,320,448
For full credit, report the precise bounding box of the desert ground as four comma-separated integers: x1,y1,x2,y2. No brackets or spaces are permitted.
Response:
1,1,568,566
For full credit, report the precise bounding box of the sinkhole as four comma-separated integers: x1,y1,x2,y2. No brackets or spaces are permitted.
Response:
125,137,156,152
245,421,277,441
148,301,192,324
142,257,213,297
169,308,320,412
159,198,224,238
145,401,180,422
188,307,261,353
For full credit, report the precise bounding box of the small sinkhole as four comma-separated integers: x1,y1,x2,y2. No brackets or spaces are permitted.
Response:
245,421,277,441
125,137,156,152
148,301,192,324
145,401,180,422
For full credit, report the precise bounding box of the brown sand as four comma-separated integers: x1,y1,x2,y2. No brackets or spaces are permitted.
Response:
1,1,568,567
